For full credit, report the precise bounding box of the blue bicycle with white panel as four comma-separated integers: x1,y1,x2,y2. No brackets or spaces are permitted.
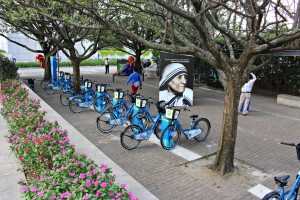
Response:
68,80,96,113
96,91,148,133
120,100,167,150
45,71,65,94
160,107,211,150
262,142,300,200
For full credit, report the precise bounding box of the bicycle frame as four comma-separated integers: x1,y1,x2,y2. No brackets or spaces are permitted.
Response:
132,114,161,140
163,117,202,140
276,171,300,200
108,103,135,125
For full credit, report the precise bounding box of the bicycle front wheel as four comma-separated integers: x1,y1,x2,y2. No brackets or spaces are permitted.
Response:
262,191,281,200
193,118,211,142
131,112,150,130
69,96,84,113
45,83,56,94
96,112,116,133
120,125,142,150
160,125,181,150
60,92,73,106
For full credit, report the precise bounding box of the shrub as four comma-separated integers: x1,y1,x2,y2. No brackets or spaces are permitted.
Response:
0,54,19,81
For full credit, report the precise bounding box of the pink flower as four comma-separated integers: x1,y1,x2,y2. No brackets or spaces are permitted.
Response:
79,173,85,179
110,192,114,196
86,180,91,187
65,179,69,183
116,192,122,197
122,184,126,188
93,181,98,187
73,178,78,183
95,190,102,197
52,181,56,185
92,169,98,174
83,194,90,199
21,185,28,191
52,196,57,199
101,182,107,188
88,172,93,177
79,186,84,191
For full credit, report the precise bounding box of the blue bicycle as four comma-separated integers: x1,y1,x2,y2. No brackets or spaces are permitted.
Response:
45,71,65,94
120,100,167,150
160,107,211,150
262,142,300,200
68,80,96,113
96,91,145,133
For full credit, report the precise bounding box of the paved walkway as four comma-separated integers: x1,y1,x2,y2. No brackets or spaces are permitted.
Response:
1,66,299,200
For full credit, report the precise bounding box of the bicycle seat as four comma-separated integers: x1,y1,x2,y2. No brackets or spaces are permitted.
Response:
190,114,198,119
274,175,290,186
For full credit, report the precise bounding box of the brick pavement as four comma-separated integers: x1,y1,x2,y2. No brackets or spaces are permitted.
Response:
2,66,300,199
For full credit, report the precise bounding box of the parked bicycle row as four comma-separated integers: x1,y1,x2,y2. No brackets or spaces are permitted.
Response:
35,71,212,151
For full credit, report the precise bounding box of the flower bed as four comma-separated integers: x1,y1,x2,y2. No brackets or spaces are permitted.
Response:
0,80,137,200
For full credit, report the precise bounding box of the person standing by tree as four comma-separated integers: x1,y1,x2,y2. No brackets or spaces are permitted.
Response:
126,67,142,94
238,73,257,116
105,58,109,74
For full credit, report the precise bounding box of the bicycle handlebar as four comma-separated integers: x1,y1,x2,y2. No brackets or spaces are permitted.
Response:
281,142,296,146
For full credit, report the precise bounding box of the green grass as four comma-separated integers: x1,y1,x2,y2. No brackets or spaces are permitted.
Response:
16,59,118,68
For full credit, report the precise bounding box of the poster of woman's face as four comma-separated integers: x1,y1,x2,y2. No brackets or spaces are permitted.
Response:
159,52,195,106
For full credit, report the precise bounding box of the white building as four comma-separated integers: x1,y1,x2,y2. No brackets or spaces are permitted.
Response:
0,32,100,62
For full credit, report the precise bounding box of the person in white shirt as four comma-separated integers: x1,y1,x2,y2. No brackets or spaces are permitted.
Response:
159,63,193,106
105,58,109,74
238,73,257,116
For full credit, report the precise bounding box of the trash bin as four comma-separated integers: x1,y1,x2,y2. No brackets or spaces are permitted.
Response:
147,69,157,79
50,56,57,82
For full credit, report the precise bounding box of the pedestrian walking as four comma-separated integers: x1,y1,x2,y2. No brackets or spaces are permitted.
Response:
105,58,109,74
126,67,142,94
238,72,257,116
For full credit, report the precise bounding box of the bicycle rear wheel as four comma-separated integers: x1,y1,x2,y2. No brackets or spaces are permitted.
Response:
262,191,281,200
60,92,73,106
96,112,116,133
154,119,162,139
40,80,48,91
160,125,181,150
131,112,150,130
69,96,84,113
45,83,56,94
93,97,110,113
193,118,211,142
120,125,142,150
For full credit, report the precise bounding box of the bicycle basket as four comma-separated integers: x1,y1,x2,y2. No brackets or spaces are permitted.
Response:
165,108,180,120
135,98,147,108
84,80,93,89
64,73,71,80
114,90,124,99
96,84,106,93
156,100,166,114
59,71,64,77
297,143,300,161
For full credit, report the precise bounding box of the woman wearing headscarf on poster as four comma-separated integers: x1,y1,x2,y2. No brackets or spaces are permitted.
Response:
159,63,193,106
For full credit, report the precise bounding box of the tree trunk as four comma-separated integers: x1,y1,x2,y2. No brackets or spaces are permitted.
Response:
211,70,242,176
72,61,81,94
135,50,142,74
43,54,51,81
